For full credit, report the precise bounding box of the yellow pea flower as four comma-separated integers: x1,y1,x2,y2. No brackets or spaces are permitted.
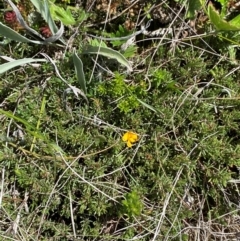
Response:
122,131,139,148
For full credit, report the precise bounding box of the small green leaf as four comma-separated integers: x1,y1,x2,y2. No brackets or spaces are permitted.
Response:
50,4,76,25
123,45,138,58
88,39,107,47
121,190,143,217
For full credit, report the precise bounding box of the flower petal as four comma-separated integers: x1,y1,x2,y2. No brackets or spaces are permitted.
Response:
128,132,138,142
122,132,129,142
127,141,132,148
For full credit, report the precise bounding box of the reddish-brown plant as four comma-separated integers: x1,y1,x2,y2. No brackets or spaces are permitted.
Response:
4,11,17,24
39,26,52,38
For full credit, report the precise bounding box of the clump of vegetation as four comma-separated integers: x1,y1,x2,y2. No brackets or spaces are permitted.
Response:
0,0,240,240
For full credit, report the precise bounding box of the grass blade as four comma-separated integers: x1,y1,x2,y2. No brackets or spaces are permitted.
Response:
137,98,164,116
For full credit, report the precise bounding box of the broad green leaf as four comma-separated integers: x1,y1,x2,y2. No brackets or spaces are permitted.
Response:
217,0,227,5
73,51,87,94
83,45,132,72
208,4,240,31
0,58,46,74
229,14,240,29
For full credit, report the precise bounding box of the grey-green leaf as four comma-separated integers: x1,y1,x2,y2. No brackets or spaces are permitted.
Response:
0,58,46,74
73,51,87,94
83,45,132,72
7,0,44,39
29,0,58,34
43,22,64,43
29,0,66,44
0,22,44,44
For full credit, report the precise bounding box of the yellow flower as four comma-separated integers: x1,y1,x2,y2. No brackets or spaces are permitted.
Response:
122,131,139,148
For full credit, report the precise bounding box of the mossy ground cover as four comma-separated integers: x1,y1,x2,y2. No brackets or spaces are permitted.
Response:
0,0,240,240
